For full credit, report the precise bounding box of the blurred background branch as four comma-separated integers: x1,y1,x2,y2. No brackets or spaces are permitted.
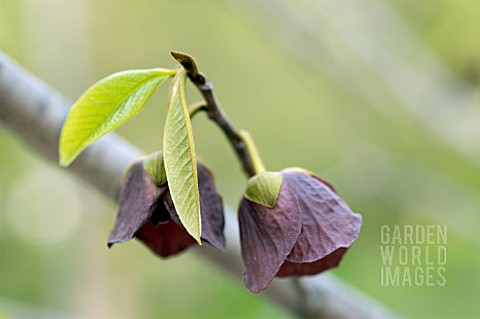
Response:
231,0,480,158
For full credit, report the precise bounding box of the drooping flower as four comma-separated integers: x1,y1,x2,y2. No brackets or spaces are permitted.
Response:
238,169,362,293
108,158,225,257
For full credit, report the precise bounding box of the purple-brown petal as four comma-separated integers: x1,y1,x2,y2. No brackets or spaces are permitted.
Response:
197,164,225,250
281,171,362,264
276,248,347,277
108,161,166,246
239,183,302,294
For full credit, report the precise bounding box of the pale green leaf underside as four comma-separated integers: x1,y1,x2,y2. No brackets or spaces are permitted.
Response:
59,68,176,166
245,171,283,208
163,69,201,243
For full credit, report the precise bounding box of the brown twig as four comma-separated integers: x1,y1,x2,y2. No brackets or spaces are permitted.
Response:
171,50,257,178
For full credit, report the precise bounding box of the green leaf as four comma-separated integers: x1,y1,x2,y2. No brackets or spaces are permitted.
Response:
143,150,167,186
59,68,176,167
245,171,283,208
163,69,201,243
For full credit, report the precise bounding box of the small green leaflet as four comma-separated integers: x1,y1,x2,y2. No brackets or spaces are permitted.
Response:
163,69,202,244
59,68,176,167
143,150,167,186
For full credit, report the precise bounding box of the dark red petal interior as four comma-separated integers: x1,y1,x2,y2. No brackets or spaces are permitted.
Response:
276,247,347,277
136,219,197,258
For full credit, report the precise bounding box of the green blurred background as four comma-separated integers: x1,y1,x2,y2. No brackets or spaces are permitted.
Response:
1,0,479,318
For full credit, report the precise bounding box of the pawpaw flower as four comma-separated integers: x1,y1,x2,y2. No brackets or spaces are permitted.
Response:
238,169,362,293
108,157,225,257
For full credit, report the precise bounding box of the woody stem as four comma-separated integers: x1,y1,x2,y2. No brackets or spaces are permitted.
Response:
172,51,265,178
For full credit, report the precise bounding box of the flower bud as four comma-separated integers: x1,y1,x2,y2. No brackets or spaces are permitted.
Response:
108,158,225,257
238,169,362,293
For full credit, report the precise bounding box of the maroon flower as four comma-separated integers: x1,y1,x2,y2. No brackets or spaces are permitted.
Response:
108,159,225,257
238,169,362,293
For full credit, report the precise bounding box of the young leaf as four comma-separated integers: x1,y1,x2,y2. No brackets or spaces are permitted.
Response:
59,68,176,167
163,69,201,243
